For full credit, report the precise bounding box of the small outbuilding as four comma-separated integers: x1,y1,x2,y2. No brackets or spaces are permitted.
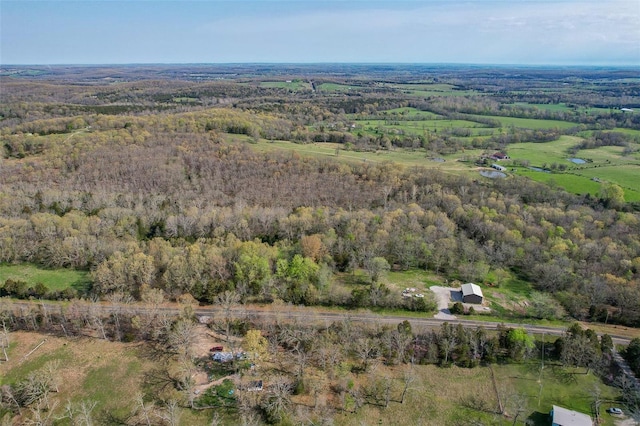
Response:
550,405,592,426
461,283,484,304
491,164,507,172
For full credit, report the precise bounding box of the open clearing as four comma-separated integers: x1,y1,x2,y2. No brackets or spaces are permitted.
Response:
0,263,90,292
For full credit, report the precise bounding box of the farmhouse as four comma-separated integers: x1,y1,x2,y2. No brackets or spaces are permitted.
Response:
491,152,509,160
461,283,483,304
550,405,592,426
491,164,507,172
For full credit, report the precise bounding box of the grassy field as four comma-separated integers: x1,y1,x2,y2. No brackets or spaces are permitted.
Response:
317,82,358,92
0,332,218,425
507,136,640,201
336,361,620,426
386,83,477,97
0,263,90,292
356,118,491,137
375,107,441,119
484,116,580,130
259,80,311,91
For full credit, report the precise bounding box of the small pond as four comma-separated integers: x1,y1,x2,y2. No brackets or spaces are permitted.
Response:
480,170,507,179
431,157,445,163
568,158,586,164
529,167,551,173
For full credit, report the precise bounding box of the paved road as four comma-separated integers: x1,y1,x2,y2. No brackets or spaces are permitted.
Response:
3,299,636,346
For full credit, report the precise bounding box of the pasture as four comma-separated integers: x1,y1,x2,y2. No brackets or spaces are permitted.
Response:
482,115,580,130
259,80,311,91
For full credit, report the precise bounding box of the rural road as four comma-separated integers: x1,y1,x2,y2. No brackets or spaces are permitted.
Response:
3,299,637,346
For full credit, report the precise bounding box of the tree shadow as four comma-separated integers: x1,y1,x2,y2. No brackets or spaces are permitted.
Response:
135,342,172,362
526,410,550,426
550,365,578,385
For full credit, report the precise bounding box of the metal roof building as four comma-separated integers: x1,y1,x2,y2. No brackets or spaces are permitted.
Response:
461,283,484,304
550,405,592,426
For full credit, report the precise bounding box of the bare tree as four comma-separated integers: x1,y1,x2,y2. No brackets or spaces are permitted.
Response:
0,318,9,362
155,399,181,426
215,290,240,343
262,376,292,423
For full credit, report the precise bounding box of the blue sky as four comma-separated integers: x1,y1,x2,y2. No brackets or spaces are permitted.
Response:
2,0,639,65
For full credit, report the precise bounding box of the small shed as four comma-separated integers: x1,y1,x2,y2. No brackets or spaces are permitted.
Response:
550,405,592,426
247,380,263,392
461,283,483,304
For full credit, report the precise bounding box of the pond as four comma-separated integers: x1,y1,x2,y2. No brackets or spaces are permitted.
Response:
568,158,586,164
480,170,507,179
529,167,551,173
431,157,445,163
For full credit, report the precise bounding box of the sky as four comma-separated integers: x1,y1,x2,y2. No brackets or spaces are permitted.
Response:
1,0,639,66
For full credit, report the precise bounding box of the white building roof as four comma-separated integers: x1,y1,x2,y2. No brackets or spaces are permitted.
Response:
461,283,483,298
551,405,592,426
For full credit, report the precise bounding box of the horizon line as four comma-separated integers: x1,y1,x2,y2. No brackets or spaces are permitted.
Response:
2,62,639,68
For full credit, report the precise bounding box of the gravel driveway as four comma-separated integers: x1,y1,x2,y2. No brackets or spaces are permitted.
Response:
430,286,459,320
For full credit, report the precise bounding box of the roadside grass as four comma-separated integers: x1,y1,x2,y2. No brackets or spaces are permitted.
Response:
0,263,91,292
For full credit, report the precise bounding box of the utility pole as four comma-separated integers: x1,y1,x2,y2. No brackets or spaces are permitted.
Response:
538,332,544,407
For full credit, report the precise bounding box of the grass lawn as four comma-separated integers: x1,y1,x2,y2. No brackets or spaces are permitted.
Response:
0,263,91,292
494,362,620,426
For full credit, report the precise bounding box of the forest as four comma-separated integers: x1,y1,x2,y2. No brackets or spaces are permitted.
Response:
1,64,640,424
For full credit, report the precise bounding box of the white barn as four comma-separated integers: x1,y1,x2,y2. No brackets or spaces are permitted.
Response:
461,283,484,304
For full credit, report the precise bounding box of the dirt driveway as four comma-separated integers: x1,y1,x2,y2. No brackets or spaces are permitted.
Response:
429,286,458,320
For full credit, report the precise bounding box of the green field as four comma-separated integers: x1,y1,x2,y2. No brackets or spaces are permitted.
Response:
317,82,358,92
377,107,442,119
485,116,580,130
386,82,477,97
0,263,90,292
260,80,311,91
355,118,492,138
507,136,582,165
